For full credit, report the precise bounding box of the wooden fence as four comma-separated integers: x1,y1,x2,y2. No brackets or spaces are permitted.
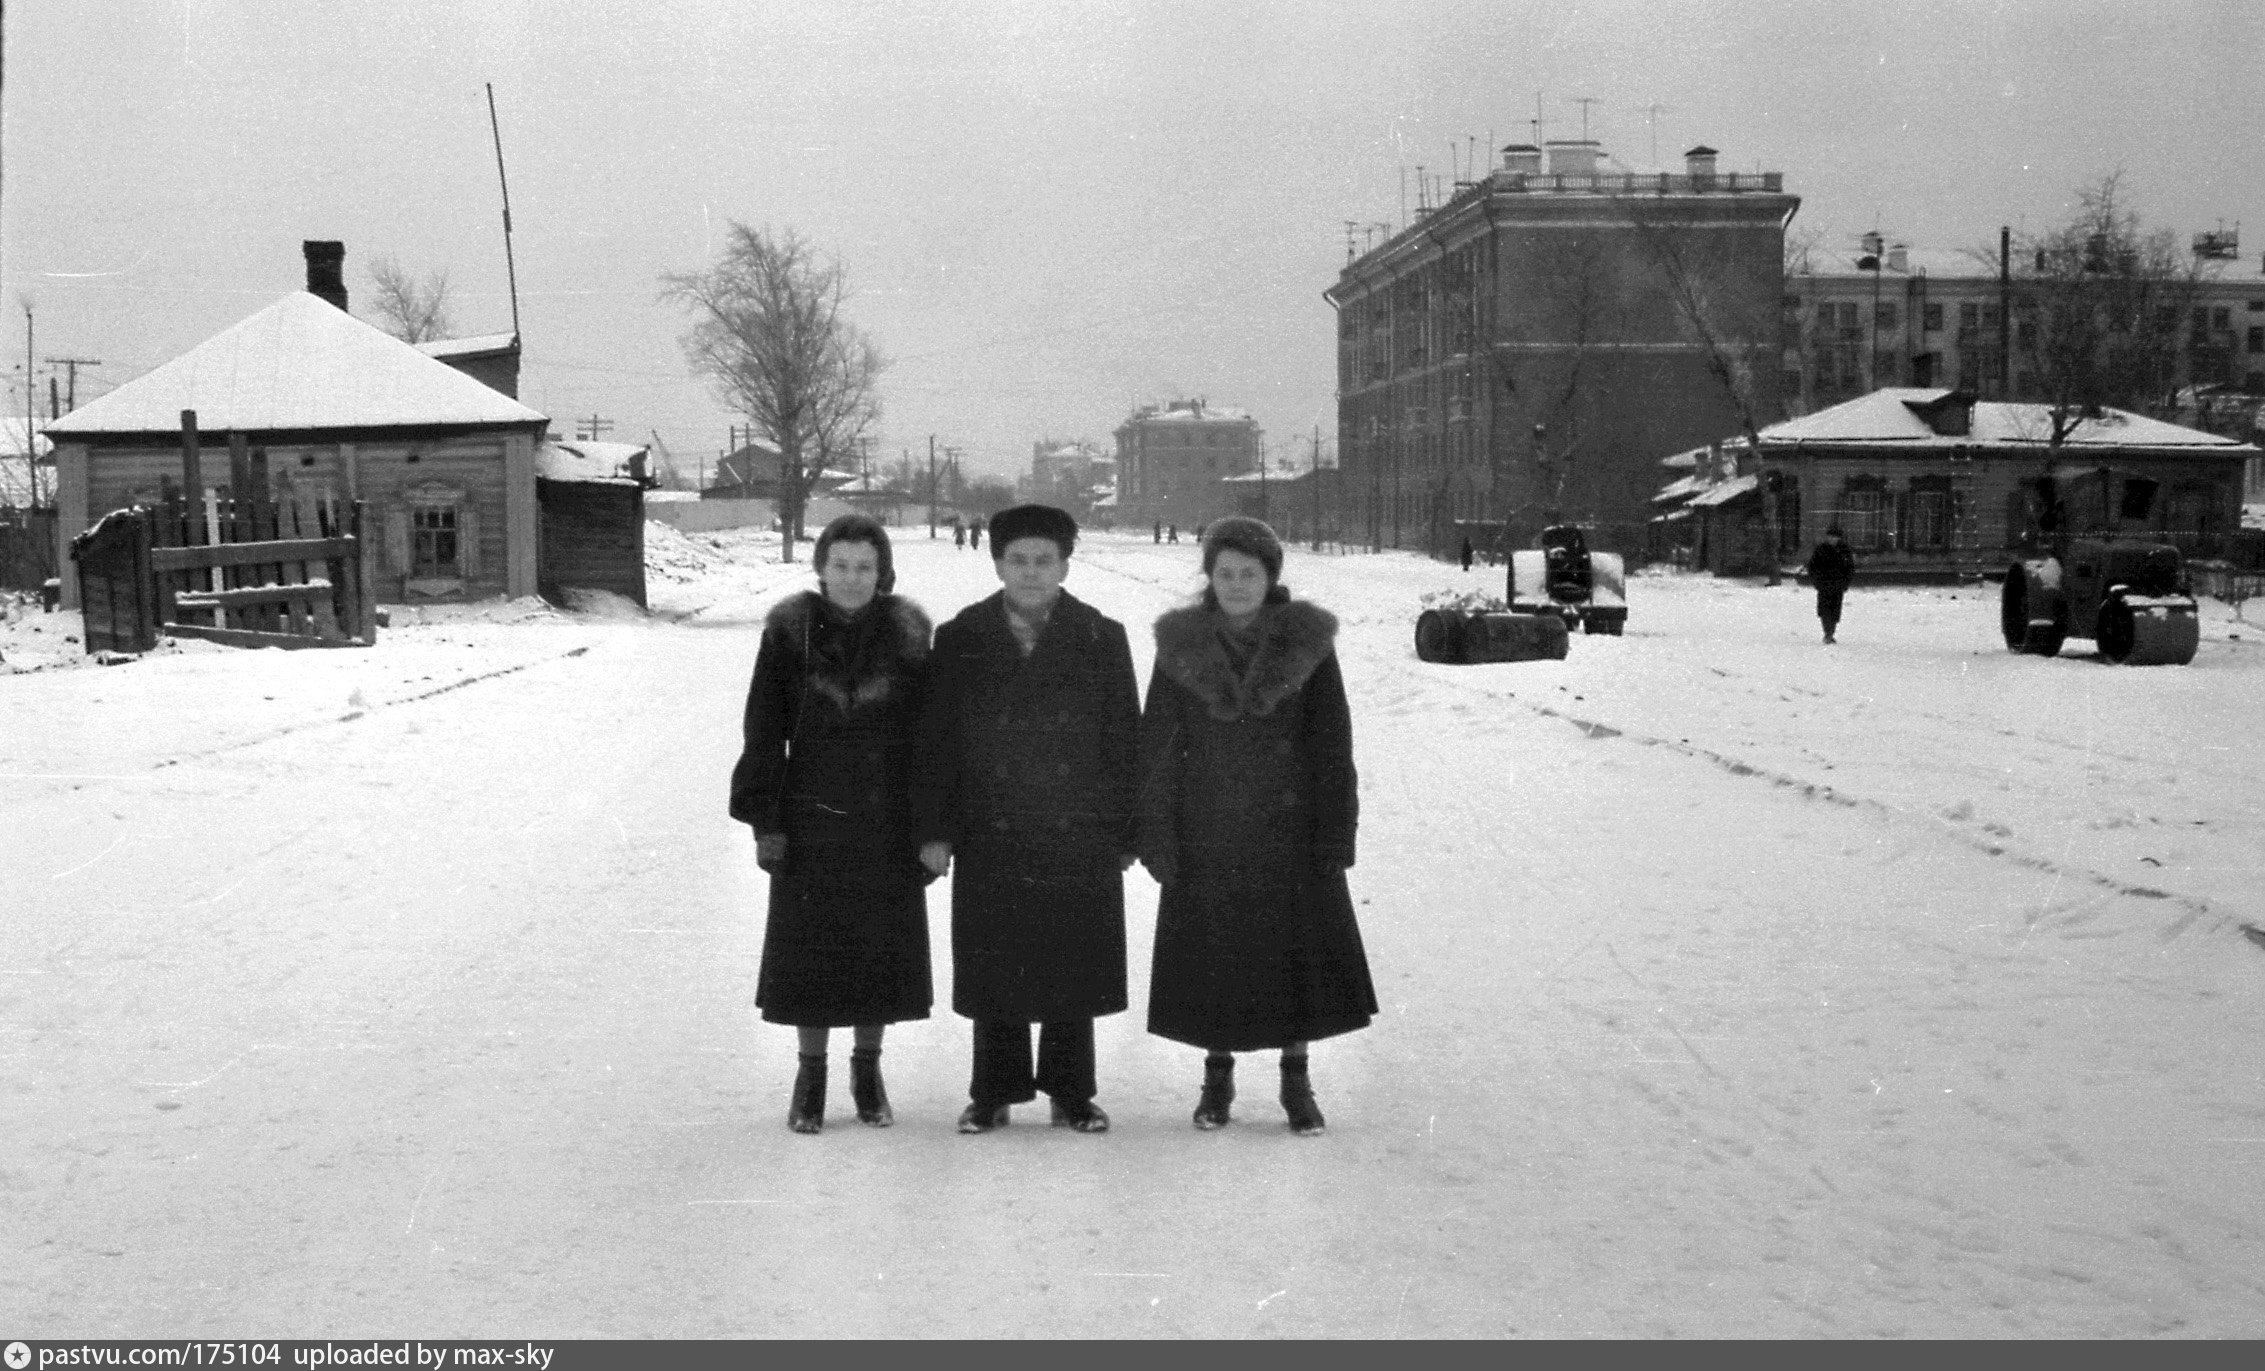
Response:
72,490,374,655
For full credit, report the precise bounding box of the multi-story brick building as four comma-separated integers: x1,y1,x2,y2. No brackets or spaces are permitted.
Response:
1326,141,1798,555
1784,235,2265,416
1113,399,1261,530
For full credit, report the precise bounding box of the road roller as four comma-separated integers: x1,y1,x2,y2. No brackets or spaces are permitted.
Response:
2001,536,2199,665
1508,524,1627,635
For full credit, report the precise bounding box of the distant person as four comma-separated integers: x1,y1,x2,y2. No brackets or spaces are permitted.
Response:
1167,523,1178,544
1138,517,1374,1135
915,504,1140,1136
1154,521,1162,544
1804,525,1857,644
1459,536,1474,572
730,514,935,1133
969,518,984,553
954,521,966,550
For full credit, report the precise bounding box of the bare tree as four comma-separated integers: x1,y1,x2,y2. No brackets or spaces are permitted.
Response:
1633,208,1788,580
2008,173,2205,444
365,257,456,344
1490,235,1621,535
662,224,885,558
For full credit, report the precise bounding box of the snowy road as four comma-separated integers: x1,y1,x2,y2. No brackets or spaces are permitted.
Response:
4,530,2262,1337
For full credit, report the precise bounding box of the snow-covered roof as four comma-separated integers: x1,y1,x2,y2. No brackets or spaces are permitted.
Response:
1760,388,2257,454
1797,245,1995,281
1653,472,1711,504
536,438,647,485
416,332,519,360
1687,473,1759,507
47,293,547,437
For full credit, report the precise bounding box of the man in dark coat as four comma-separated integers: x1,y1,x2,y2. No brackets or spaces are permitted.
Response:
1804,525,1857,644
915,503,1140,1134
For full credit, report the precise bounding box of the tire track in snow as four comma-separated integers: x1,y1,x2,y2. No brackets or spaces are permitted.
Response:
149,644,597,772
1358,645,2231,939
984,545,2238,941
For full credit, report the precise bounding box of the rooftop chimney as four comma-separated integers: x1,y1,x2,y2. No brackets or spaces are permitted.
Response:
1684,145,1718,188
303,240,348,312
1499,143,1543,176
1544,140,1601,176
1886,243,1909,273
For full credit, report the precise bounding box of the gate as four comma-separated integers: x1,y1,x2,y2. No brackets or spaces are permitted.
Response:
70,489,375,655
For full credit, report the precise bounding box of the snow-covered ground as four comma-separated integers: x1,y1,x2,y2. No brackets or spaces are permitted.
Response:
4,526,2262,1337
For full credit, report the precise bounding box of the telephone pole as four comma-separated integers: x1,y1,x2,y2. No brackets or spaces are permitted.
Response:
927,434,937,536
577,414,612,441
43,356,101,411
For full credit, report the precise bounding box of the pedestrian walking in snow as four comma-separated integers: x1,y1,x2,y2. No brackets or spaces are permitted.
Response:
729,514,936,1134
969,518,983,553
954,521,967,550
915,504,1141,1135
1153,520,1162,544
1459,536,1474,572
1137,516,1375,1135
1804,525,1857,644
1167,523,1178,544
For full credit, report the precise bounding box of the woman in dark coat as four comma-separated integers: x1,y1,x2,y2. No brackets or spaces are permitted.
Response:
914,504,1140,1135
1139,516,1375,1135
729,514,934,1134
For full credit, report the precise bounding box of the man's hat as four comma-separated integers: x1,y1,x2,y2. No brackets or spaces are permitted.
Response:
989,504,1078,558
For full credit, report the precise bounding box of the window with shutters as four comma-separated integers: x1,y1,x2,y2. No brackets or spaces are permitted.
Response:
1839,477,1889,551
1906,476,1953,552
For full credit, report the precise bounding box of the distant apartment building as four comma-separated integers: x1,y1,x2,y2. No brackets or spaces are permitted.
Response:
1114,400,1261,528
1326,141,1798,553
1022,439,1115,514
1784,233,2265,416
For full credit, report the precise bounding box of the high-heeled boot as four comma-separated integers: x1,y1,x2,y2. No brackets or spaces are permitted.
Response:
1193,1053,1235,1130
1279,1055,1325,1136
787,1053,826,1134
850,1046,893,1127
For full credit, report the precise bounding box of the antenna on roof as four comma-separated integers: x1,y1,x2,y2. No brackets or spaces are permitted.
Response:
485,83,522,343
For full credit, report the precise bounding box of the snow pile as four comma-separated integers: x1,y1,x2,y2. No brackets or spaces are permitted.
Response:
643,518,731,583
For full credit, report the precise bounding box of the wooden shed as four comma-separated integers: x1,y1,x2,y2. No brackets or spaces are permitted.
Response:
536,438,649,608
47,288,550,608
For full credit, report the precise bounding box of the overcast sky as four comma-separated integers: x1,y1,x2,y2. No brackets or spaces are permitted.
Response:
6,0,2261,480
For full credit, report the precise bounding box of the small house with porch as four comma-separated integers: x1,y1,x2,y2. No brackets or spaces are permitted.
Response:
48,250,550,609
1655,388,2257,578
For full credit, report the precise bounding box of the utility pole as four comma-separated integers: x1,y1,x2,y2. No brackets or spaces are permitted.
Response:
1311,425,1323,552
577,414,612,441
23,304,35,502
927,433,937,536
43,356,100,411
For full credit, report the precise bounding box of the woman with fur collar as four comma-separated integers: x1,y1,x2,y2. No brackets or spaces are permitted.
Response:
1138,517,1377,1135
730,514,935,1134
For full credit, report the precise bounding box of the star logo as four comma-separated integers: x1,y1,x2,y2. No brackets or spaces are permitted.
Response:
4,1342,31,1370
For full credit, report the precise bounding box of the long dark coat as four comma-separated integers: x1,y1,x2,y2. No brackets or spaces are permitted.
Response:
729,591,934,1027
1138,600,1376,1052
915,590,1139,1023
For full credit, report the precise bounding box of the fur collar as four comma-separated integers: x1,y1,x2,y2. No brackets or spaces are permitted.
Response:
1153,600,1337,721
768,591,931,711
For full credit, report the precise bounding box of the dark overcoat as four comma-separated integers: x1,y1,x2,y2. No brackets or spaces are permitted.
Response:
729,591,934,1027
915,590,1139,1022
1138,600,1376,1052
1805,540,1856,592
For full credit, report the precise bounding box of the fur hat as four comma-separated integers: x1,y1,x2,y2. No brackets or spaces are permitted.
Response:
813,512,896,594
989,504,1078,558
1201,516,1285,582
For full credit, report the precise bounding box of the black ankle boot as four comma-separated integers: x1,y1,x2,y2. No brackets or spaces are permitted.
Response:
1194,1053,1235,1130
850,1046,892,1127
788,1053,825,1134
1280,1055,1324,1136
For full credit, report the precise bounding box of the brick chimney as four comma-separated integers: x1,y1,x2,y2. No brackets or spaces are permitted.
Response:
303,240,348,312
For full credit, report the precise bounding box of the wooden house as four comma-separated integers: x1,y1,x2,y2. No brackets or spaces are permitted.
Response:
48,265,550,609
536,438,650,608
1656,388,2258,578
